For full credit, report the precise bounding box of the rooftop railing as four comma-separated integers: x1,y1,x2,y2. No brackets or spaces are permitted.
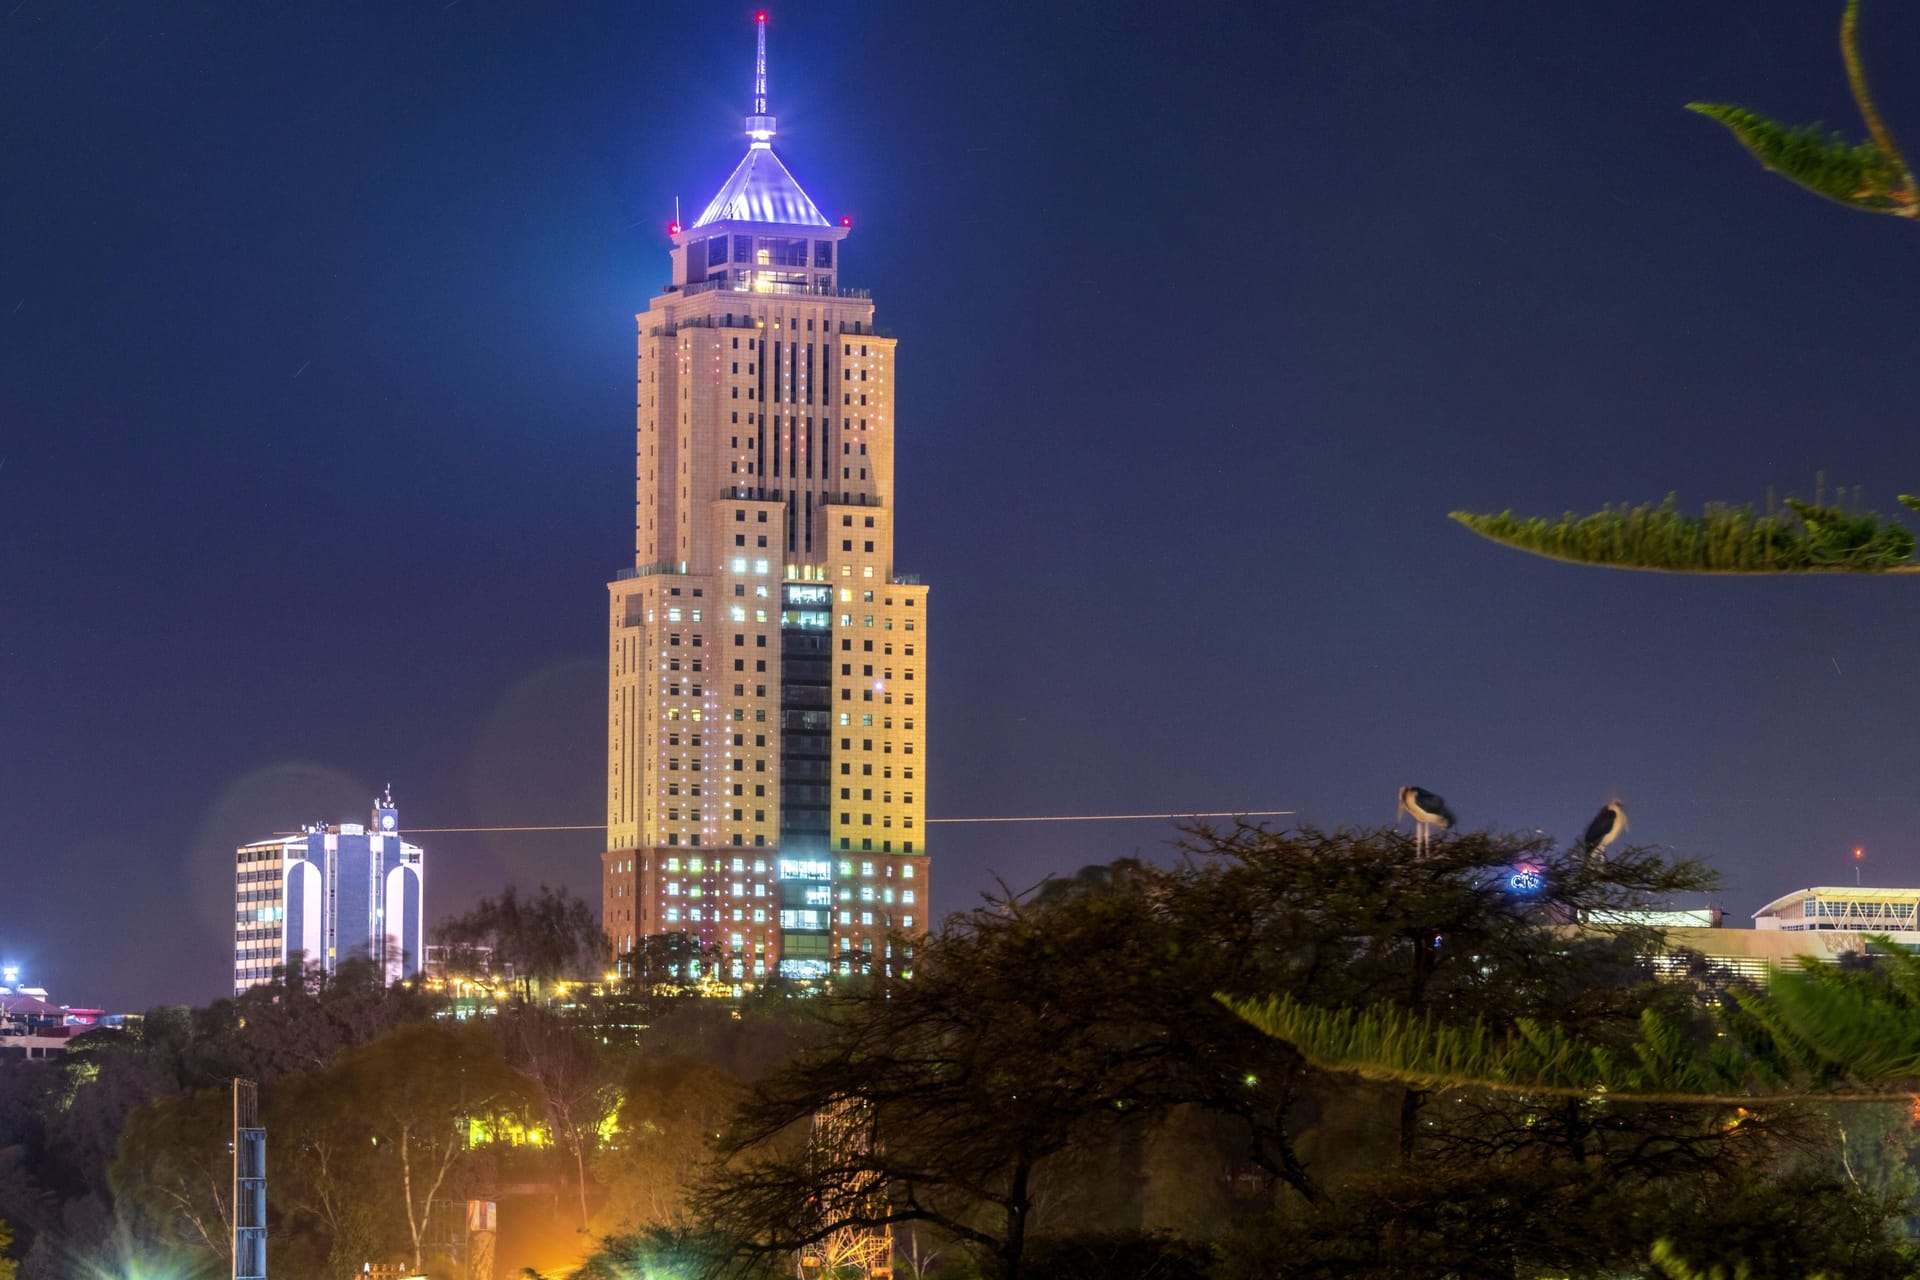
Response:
675,278,872,300
614,560,685,581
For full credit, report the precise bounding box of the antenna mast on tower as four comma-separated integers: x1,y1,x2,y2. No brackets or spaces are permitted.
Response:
754,12,768,116
746,12,777,146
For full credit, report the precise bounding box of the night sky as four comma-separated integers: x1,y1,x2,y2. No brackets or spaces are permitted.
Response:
6,1,1920,1011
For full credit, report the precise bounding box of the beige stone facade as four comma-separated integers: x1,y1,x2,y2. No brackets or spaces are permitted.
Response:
603,114,927,985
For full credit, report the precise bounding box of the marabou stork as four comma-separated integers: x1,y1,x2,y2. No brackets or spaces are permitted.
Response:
1581,801,1627,860
1399,786,1456,854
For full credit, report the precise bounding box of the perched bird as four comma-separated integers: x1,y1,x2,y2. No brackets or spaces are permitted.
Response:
1399,786,1455,853
1581,801,1627,859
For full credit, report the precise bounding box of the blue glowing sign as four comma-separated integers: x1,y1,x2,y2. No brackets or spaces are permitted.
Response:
1508,865,1543,894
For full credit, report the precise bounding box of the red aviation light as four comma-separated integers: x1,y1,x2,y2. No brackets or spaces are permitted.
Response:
840,216,852,227
668,221,681,236
756,11,768,21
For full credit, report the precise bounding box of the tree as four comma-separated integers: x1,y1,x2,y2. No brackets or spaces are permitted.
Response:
695,826,1743,1279
269,1068,394,1277
498,1006,617,1232
105,1086,232,1266
1454,1,1920,575
1228,912,1920,1273
695,888,1197,1280
1231,926,1920,1106
335,1021,529,1274
620,931,723,990
0,1218,20,1280
230,955,442,1079
1690,0,1913,224
435,884,608,999
593,1053,742,1233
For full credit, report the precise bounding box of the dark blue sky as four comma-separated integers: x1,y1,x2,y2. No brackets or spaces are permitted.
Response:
6,1,1920,1010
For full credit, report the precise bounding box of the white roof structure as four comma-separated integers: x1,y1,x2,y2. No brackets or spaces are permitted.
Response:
692,147,830,229
1752,885,1920,931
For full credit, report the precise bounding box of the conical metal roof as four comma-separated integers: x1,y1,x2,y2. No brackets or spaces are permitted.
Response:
691,146,831,229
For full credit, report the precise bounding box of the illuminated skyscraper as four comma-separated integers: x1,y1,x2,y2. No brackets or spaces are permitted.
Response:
604,16,928,983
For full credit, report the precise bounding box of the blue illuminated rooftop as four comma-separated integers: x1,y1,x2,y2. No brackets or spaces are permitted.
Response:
688,13,833,232
692,147,830,230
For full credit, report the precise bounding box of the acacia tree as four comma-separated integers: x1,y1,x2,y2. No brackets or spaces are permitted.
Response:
694,894,1177,1280
1455,0,1920,575
692,827,1799,1279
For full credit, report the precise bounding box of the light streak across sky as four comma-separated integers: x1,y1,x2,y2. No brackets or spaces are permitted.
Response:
398,809,1295,835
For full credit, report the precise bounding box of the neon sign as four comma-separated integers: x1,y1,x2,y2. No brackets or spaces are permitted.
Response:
1508,865,1543,893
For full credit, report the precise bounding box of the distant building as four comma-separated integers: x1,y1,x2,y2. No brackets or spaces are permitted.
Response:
1651,925,1908,982
0,969,130,1059
232,787,425,994
1587,908,1724,929
1580,886,1920,984
1752,885,1920,935
424,942,498,980
602,16,928,985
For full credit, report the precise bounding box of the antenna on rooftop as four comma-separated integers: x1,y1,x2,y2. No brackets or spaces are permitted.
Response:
754,12,768,116
746,12,776,146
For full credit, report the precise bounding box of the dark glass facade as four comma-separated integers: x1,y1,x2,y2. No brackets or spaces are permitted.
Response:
777,582,834,976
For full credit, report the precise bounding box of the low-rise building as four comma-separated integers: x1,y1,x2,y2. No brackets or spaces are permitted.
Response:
0,971,132,1059
1585,887,1920,983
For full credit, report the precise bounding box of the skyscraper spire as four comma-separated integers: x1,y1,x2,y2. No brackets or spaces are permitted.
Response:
745,12,776,148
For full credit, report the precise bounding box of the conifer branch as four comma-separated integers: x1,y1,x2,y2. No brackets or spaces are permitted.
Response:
1225,932,1920,1106
1686,0,1915,218
1221,992,1777,1104
1450,497,1920,574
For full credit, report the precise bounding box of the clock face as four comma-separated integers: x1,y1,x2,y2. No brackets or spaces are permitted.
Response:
380,812,397,832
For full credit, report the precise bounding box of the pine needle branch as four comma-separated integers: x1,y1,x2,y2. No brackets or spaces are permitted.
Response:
1686,0,1916,219
1220,992,1767,1103
1687,105,1912,216
1450,496,1920,574
1225,933,1920,1105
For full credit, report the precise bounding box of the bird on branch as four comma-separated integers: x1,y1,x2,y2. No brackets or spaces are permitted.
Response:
1399,786,1455,854
1581,801,1627,860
